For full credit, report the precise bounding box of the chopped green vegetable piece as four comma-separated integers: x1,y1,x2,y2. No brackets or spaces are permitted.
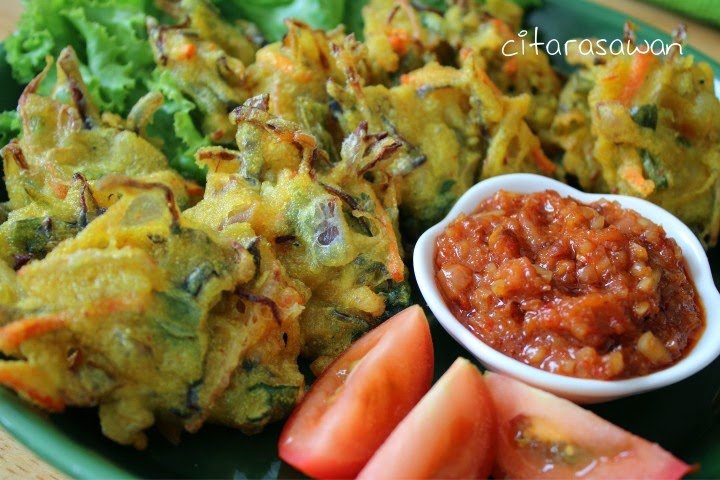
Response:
574,74,595,94
630,104,659,130
183,263,218,297
677,136,692,147
4,217,82,263
641,149,669,190
152,290,203,339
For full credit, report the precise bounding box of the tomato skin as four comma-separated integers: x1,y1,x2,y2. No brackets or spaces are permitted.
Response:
357,357,497,480
278,305,434,479
484,372,691,480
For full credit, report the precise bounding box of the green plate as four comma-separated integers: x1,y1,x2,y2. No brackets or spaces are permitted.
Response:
1,1,719,478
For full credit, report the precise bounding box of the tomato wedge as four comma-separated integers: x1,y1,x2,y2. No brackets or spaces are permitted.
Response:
358,357,497,479
278,305,434,479
484,372,691,479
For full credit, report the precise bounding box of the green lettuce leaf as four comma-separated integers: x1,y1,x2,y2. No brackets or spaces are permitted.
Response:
215,0,345,41
0,110,20,202
5,0,162,115
342,0,370,38
145,70,211,183
4,0,74,84
0,110,20,149
61,3,156,113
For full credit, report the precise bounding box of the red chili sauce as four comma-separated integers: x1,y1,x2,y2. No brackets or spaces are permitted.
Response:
434,190,704,380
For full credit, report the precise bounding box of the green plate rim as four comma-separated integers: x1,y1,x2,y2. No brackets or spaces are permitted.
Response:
0,390,135,479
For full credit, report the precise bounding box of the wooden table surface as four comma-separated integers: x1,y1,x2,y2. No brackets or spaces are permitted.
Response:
0,0,719,478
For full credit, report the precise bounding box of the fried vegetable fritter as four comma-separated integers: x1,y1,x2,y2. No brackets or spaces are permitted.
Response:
361,0,559,142
203,237,306,433
362,0,450,82
148,0,260,144
185,97,409,373
247,20,368,164
552,29,720,245
361,0,524,79
444,1,561,142
0,177,307,446
328,43,555,237
0,47,193,267
159,0,263,66
0,180,253,447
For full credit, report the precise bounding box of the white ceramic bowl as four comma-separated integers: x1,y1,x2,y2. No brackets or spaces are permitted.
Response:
414,173,720,403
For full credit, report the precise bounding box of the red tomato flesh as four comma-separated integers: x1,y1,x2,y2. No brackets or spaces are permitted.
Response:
278,305,434,479
357,357,497,479
485,372,691,479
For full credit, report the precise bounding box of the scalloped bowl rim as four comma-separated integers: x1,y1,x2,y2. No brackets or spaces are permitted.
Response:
414,173,720,403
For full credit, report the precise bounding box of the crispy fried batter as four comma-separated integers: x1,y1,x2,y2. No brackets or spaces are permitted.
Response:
362,0,450,81
444,0,561,142
247,21,366,164
186,98,409,374
147,0,257,144
0,47,193,267
361,0,559,142
328,44,553,237
0,180,255,447
552,29,720,245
